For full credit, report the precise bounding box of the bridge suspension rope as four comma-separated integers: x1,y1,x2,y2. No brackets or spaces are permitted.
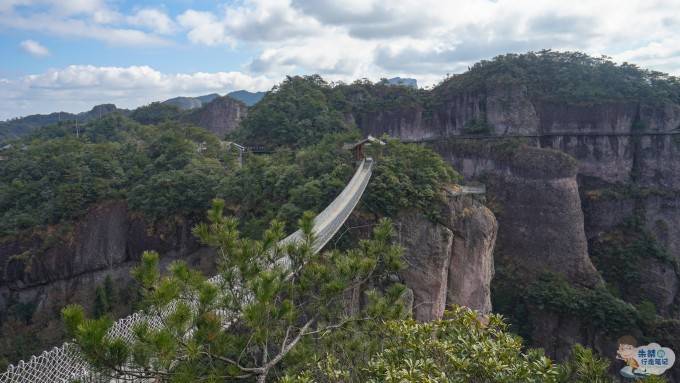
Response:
0,158,374,383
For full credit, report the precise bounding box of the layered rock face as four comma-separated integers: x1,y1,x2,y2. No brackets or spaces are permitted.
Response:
396,193,497,321
355,84,680,288
183,96,247,137
432,142,602,287
354,83,680,374
0,201,212,363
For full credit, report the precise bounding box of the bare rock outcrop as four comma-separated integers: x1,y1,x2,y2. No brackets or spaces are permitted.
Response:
396,193,497,321
432,142,602,287
0,201,213,364
183,95,247,138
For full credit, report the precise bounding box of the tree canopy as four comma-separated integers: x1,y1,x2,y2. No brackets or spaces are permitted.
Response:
236,75,351,148
436,50,680,104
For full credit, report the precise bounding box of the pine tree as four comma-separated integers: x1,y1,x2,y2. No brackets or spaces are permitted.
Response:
63,199,406,382
92,286,109,319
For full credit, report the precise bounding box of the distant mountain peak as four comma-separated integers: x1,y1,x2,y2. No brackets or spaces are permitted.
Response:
0,104,125,141
227,90,266,106
162,94,220,111
161,91,266,111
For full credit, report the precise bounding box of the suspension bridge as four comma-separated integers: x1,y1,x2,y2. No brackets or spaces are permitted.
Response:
0,158,374,383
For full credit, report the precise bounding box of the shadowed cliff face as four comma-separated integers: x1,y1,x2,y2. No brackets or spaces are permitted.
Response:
431,142,602,288
0,201,214,365
354,84,680,374
355,83,680,278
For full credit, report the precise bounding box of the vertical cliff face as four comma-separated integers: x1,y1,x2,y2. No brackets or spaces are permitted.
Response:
354,104,429,140
396,193,497,321
183,96,247,138
352,80,680,376
355,85,540,139
427,85,540,136
431,142,602,287
0,201,212,365
441,193,497,314
354,82,680,283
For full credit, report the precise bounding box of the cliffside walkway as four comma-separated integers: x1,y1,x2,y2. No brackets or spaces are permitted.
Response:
445,185,486,196
0,158,374,383
401,130,680,143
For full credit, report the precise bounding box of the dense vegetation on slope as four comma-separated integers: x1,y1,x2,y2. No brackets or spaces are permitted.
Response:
0,75,457,370
64,203,645,383
0,115,227,237
0,75,456,241
436,49,680,104
235,75,351,147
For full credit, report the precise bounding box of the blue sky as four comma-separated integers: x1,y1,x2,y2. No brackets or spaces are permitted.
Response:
2,0,680,120
1,1,254,77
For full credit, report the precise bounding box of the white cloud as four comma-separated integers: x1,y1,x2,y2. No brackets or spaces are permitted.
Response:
0,0,172,46
19,39,49,57
0,65,276,120
4,0,680,120
177,0,321,47
177,9,231,46
55,0,106,16
230,0,680,83
127,8,176,35
0,12,171,46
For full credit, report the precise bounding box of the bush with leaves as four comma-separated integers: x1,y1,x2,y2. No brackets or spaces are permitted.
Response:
364,137,460,219
283,306,558,383
527,273,640,336
62,199,405,382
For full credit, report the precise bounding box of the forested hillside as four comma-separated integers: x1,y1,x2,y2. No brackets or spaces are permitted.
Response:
0,76,458,370
2,51,680,381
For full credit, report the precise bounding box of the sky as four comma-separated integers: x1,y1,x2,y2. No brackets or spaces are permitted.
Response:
2,0,680,120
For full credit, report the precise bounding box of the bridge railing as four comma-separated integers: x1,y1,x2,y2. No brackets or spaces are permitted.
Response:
0,159,374,383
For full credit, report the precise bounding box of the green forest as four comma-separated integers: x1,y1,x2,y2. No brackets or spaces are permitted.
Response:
2,52,680,381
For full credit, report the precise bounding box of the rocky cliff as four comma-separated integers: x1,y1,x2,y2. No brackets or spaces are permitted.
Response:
430,141,602,288
353,76,680,376
183,96,247,138
0,201,213,365
396,192,497,321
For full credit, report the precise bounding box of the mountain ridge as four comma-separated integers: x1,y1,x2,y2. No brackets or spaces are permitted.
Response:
0,90,267,141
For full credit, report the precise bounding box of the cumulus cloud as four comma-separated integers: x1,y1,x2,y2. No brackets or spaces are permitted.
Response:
177,0,320,46
177,10,231,46
5,0,680,119
238,0,680,82
20,39,49,57
0,0,172,46
127,8,176,35
290,0,438,39
53,0,106,16
0,65,276,120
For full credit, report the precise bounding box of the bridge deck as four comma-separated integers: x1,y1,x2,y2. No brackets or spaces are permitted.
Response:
0,158,374,383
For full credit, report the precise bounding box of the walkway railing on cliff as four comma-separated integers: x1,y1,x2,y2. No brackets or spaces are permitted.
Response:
0,158,374,383
401,130,680,143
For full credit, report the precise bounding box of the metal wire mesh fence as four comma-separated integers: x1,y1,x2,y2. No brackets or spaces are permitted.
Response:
0,159,373,383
